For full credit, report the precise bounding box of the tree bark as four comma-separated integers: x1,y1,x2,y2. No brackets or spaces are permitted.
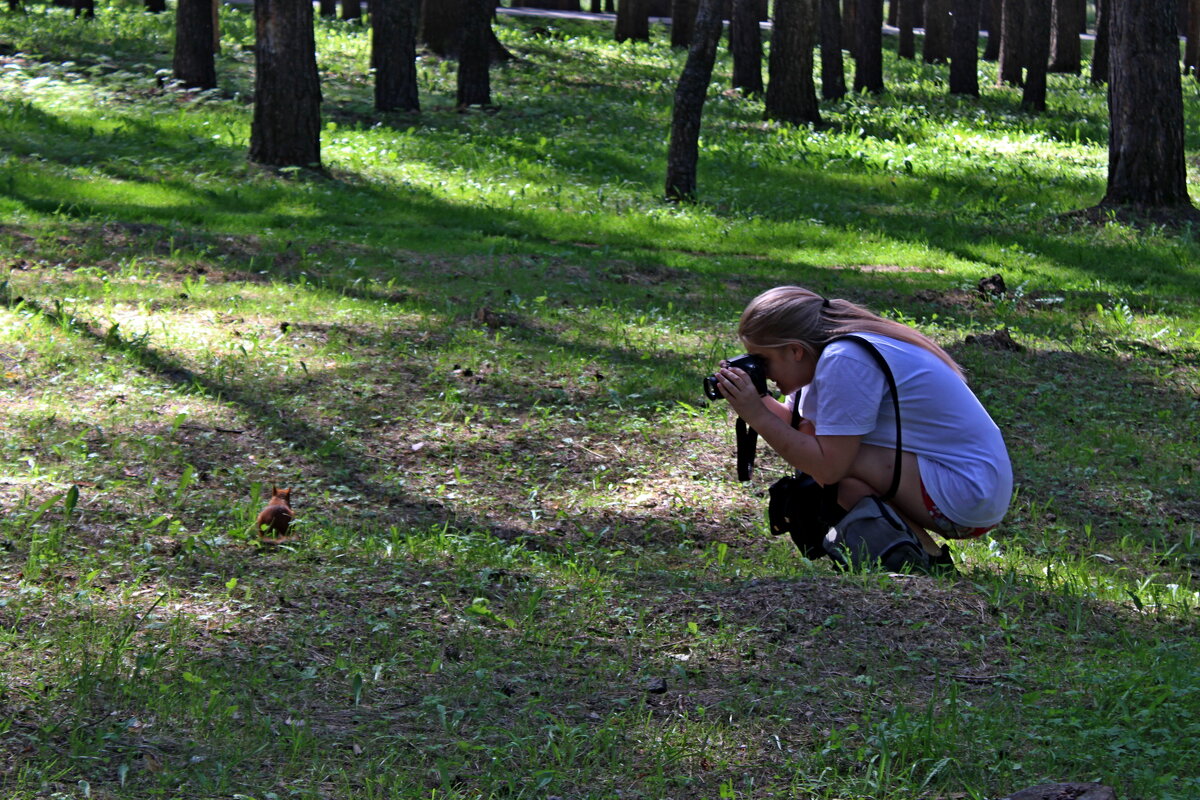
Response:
1048,0,1083,72
616,0,651,41
342,0,362,20
671,0,698,46
1020,0,1050,110
375,0,420,111
318,0,337,16
897,0,916,59
1101,0,1192,208
766,0,821,120
249,0,322,167
457,0,491,106
820,0,846,98
842,0,858,58
853,0,883,92
174,0,217,89
1091,0,1109,84
419,0,513,61
1186,0,1200,78
730,0,763,94
949,0,980,95
664,0,725,201
997,0,1025,84
982,0,1002,59
923,0,952,62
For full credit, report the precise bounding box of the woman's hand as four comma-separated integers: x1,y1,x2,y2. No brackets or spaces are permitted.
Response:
715,366,772,425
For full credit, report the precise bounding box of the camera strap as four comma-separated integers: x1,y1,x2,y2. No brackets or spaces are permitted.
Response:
735,417,757,482
732,335,901,495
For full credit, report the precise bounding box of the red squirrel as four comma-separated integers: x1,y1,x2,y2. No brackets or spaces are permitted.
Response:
256,486,295,541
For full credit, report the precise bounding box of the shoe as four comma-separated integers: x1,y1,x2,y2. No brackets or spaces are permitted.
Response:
927,544,958,576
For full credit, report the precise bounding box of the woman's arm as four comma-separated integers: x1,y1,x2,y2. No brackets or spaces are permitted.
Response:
716,367,862,485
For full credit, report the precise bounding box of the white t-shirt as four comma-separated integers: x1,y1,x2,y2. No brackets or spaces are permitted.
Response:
794,333,1012,528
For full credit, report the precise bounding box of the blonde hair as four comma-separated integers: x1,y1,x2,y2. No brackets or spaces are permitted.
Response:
738,286,964,379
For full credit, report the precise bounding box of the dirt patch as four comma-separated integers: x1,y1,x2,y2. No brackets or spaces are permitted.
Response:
1061,202,1200,230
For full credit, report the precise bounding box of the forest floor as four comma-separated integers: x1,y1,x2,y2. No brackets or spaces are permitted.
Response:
0,5,1198,800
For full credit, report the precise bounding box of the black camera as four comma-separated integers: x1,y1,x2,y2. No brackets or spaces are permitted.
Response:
703,353,768,400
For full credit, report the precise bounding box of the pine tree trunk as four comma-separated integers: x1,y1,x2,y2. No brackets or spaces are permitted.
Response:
457,0,491,106
842,0,858,57
853,0,883,92
997,0,1025,84
820,0,847,98
375,0,419,111
1186,0,1200,77
1047,0,1082,72
249,0,322,167
421,0,463,54
419,0,513,60
923,0,952,62
766,0,821,120
949,0,980,95
982,0,1002,59
664,0,725,201
318,0,337,16
1091,0,1108,83
1101,0,1192,208
730,0,763,94
671,0,698,46
616,0,651,41
1020,0,1050,110
897,0,916,59
342,0,362,20
174,0,217,89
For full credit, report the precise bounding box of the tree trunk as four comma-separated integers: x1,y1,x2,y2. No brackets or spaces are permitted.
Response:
853,0,883,92
1047,0,1082,72
174,0,217,89
897,0,916,59
375,0,419,111
766,0,821,121
1020,0,1050,110
730,0,763,94
1091,0,1108,84
342,0,362,20
145,0,167,13
616,0,651,41
421,0,464,54
671,0,698,46
457,0,491,106
949,0,980,95
842,0,858,57
250,0,321,168
419,0,513,60
820,0,846,98
1101,0,1192,208
664,0,725,201
997,0,1025,84
1186,0,1200,77
982,0,1002,59
923,0,952,62
318,0,337,16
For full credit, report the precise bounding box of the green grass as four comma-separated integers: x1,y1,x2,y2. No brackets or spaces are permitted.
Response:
1,3,1199,799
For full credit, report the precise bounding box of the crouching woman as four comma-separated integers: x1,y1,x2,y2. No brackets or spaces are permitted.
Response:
714,286,1012,568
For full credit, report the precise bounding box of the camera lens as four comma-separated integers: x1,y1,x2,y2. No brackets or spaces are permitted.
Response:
703,375,722,400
